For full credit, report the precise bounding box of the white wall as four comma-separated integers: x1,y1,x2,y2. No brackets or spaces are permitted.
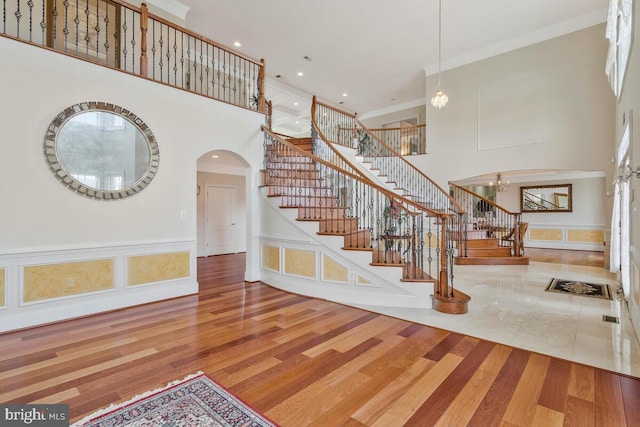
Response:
495,177,606,225
414,24,615,188
0,36,264,331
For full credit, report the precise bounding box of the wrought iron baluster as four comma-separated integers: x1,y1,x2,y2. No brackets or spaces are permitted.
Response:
103,0,109,65
211,46,217,98
151,20,156,79
40,0,45,44
198,40,203,94
121,8,127,70
204,42,209,97
130,11,135,70
94,0,100,60
15,0,21,39
222,51,228,102
172,27,177,85
232,56,238,104
83,0,88,56
183,33,188,88
62,0,69,52
27,0,33,42
73,0,78,52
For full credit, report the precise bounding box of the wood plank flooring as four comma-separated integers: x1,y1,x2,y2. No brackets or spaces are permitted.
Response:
526,247,605,267
1,252,638,426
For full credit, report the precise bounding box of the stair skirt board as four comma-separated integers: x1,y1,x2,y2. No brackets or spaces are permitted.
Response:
260,268,432,309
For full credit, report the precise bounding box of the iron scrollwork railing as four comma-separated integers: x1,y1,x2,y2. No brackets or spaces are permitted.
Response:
448,183,524,257
312,97,463,217
1,0,265,112
367,124,426,156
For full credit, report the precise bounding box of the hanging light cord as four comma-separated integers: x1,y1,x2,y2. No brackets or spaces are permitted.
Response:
437,0,442,89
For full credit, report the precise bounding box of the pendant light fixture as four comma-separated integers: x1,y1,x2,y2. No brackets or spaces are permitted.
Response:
431,0,448,109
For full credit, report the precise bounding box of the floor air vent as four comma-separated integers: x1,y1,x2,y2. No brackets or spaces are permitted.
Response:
602,315,620,324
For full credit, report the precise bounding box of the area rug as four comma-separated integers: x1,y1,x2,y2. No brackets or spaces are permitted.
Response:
545,278,612,300
72,372,277,427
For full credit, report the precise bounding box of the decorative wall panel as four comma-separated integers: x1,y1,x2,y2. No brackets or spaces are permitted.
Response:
261,245,280,272
23,259,115,302
284,248,316,278
567,229,604,243
322,254,348,283
127,252,190,286
529,228,563,241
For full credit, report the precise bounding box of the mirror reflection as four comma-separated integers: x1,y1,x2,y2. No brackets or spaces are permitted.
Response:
520,184,572,213
44,102,159,199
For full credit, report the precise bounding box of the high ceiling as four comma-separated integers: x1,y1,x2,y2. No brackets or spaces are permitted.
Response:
179,0,608,136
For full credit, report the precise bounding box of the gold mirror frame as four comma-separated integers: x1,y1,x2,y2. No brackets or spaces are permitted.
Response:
520,184,572,213
44,102,160,200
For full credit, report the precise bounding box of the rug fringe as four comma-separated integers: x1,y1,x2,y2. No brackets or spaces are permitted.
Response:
71,371,204,427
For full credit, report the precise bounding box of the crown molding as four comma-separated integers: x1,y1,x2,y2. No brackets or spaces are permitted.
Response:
424,8,608,76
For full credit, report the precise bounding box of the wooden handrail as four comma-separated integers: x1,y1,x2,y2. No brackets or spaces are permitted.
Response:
366,124,426,132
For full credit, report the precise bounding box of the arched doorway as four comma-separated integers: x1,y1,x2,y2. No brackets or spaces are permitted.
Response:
196,150,250,259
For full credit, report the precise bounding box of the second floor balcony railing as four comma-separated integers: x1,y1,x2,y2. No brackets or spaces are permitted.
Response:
1,0,265,112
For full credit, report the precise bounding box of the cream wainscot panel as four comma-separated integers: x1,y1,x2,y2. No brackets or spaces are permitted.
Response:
322,254,348,284
529,228,563,241
127,251,190,286
261,244,281,272
567,229,604,244
23,258,115,303
284,248,316,278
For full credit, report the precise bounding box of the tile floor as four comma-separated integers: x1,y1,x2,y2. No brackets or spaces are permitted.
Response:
354,261,640,377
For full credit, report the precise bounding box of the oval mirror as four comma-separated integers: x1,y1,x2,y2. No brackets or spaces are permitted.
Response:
44,102,159,199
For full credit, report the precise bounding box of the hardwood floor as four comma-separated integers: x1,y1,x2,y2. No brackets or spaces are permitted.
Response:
526,247,605,267
1,252,639,426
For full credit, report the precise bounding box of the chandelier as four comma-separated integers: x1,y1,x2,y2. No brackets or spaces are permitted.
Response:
431,0,448,109
489,173,510,192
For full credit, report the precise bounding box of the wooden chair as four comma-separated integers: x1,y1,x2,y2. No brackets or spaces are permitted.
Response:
500,222,528,256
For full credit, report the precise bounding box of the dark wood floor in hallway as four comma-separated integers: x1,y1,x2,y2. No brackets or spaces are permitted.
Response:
1,253,639,426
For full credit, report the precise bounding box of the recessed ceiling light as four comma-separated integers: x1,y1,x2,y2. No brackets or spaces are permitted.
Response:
303,56,313,61
275,74,282,78
233,41,241,47
294,102,299,106
295,121,299,124
211,155,219,159
297,72,304,77
342,93,348,97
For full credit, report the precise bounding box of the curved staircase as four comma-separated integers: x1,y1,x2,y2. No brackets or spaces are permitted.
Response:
261,125,470,314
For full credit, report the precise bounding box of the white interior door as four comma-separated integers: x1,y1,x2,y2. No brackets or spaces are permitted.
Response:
205,185,237,256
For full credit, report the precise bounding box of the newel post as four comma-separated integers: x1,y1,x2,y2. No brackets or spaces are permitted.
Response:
514,214,522,256
258,59,266,113
438,215,450,296
140,3,149,77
